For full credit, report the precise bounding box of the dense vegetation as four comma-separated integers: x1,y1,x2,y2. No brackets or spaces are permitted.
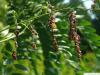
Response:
0,0,100,75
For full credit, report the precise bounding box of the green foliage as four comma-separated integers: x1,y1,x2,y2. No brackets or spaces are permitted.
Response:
0,0,100,75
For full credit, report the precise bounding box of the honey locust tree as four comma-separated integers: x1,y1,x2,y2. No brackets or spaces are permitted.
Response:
0,0,100,75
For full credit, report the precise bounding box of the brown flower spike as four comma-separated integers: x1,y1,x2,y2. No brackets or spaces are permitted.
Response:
30,26,37,50
49,15,58,51
69,11,82,59
12,24,19,60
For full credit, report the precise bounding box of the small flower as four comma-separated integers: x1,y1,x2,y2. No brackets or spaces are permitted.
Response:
32,43,36,49
14,29,19,38
12,51,17,60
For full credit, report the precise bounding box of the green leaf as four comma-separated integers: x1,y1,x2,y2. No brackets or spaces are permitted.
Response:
14,64,28,71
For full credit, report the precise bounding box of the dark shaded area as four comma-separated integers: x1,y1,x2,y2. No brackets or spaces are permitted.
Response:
34,22,56,75
92,18,100,35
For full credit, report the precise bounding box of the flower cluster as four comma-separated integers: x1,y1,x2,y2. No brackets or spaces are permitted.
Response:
69,11,82,59
12,51,17,60
12,27,19,60
30,26,37,50
49,16,58,51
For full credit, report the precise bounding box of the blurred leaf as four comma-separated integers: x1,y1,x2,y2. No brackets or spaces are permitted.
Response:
14,64,28,71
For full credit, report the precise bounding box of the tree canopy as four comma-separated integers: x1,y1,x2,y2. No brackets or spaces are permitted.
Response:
0,0,100,75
